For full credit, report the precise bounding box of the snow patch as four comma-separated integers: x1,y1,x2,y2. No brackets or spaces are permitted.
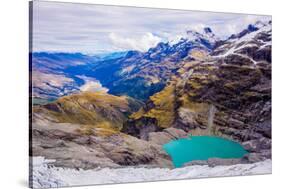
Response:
31,156,272,189
213,23,271,61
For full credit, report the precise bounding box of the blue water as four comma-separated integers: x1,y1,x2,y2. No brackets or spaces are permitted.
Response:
163,136,248,168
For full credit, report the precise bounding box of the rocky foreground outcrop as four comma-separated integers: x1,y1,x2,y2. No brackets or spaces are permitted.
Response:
31,91,172,169
122,21,272,162
31,120,173,170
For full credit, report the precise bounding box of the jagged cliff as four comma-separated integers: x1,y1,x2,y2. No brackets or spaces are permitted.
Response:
122,21,272,162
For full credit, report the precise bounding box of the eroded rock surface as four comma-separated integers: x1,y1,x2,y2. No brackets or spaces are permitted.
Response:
148,128,187,145
31,120,173,170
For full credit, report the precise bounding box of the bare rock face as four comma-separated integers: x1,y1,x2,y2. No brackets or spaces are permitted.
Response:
148,132,174,145
31,120,173,170
148,128,187,145
122,117,161,140
31,91,174,170
164,127,187,138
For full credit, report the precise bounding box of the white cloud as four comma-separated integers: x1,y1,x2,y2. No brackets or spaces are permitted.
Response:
32,1,271,54
109,32,162,52
77,75,109,93
80,81,108,93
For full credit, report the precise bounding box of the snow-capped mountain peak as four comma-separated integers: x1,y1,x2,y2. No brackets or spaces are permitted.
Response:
167,27,219,51
253,20,268,29
185,27,219,46
228,20,271,40
212,20,272,65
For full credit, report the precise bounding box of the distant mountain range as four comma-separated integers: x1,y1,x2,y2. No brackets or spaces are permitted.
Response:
31,26,221,101
31,21,271,102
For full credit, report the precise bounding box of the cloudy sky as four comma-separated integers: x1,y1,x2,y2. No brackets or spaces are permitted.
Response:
32,1,271,54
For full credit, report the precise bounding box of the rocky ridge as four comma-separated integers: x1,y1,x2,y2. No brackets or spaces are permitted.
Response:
122,21,272,162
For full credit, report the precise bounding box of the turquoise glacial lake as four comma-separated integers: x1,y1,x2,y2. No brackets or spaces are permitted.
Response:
163,136,248,168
